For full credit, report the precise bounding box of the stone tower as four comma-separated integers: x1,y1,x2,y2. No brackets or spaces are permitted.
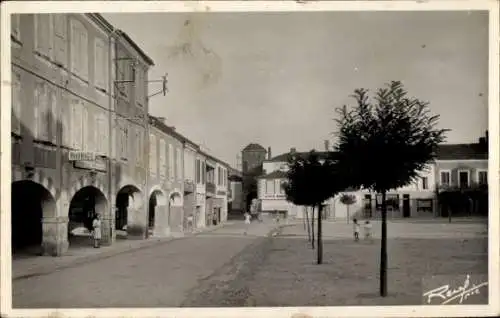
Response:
241,143,267,211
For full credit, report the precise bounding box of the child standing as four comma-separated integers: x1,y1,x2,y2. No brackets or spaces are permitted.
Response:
244,212,251,235
353,218,360,242
364,220,373,241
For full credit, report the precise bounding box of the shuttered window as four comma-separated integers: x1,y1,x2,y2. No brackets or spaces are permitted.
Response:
11,71,21,135
49,87,57,144
176,148,182,180
94,37,108,90
168,144,174,180
35,14,52,59
160,139,167,177
71,100,83,149
53,14,67,68
70,18,89,80
34,81,50,141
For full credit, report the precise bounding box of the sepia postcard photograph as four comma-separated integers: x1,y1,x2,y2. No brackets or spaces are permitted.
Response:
1,1,499,317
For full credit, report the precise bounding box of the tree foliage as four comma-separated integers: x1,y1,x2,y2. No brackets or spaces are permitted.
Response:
334,80,448,193
339,193,356,206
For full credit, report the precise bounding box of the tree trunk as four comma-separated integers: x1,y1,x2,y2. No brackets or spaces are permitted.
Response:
305,207,311,242
317,204,323,264
311,207,315,250
347,205,350,224
448,204,452,223
380,191,388,297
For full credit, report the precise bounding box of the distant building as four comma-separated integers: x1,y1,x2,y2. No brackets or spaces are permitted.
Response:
257,134,488,220
241,143,268,210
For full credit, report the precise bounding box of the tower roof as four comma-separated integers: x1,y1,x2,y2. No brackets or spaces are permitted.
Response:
242,143,266,152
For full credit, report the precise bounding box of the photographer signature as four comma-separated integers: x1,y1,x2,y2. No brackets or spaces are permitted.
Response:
422,274,488,305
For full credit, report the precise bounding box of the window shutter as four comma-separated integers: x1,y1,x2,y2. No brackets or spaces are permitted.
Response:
70,20,79,75
95,38,106,89
36,15,50,57
53,15,67,67
38,83,49,141
61,96,71,147
74,102,83,149
50,88,57,144
81,106,88,151
11,71,21,135
80,28,88,80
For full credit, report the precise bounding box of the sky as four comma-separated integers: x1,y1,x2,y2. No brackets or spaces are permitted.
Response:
103,10,489,168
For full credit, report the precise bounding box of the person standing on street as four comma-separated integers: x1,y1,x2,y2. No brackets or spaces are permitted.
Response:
244,211,251,235
92,213,102,248
353,218,360,242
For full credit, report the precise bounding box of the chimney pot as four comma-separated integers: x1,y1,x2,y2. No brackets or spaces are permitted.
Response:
290,147,296,153
267,147,272,160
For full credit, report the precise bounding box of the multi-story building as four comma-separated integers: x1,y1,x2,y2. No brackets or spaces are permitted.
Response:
112,29,154,241
228,167,244,216
182,136,199,232
194,152,207,228
215,161,229,224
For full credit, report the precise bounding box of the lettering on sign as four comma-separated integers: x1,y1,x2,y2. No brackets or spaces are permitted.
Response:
73,158,107,172
69,151,95,161
422,274,488,305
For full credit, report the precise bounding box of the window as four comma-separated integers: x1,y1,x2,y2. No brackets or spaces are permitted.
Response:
266,180,275,195
71,99,83,149
440,170,451,186
176,148,182,180
202,162,206,183
34,81,50,141
149,134,156,175
11,71,21,135
135,129,143,165
421,177,428,190
53,14,67,68
48,87,57,144
458,170,470,188
195,159,201,183
94,37,108,90
61,93,71,147
35,14,52,60
135,66,145,106
159,139,166,177
11,14,21,43
95,114,107,154
82,107,90,151
477,170,488,185
168,144,174,180
119,123,128,159
70,18,88,80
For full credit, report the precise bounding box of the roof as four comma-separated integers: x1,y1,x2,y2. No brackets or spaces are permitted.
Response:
115,29,155,66
243,143,266,152
258,170,288,179
436,143,488,160
266,151,332,163
149,115,199,149
266,143,488,163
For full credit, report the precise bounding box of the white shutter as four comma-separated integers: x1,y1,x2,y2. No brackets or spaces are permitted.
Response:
160,139,166,177
94,38,108,89
53,15,67,67
168,144,174,180
50,88,57,144
11,71,21,135
39,83,49,141
80,28,89,80
70,19,79,75
36,15,51,57
62,95,71,147
81,106,88,150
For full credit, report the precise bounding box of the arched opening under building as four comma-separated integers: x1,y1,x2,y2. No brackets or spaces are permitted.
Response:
148,189,167,236
11,180,56,256
115,185,142,239
68,186,107,249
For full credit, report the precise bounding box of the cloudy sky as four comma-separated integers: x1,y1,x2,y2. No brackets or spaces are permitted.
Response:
103,10,489,167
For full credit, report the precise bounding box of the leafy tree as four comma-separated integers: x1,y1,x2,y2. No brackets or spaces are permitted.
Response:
283,150,344,264
333,80,448,296
339,193,357,223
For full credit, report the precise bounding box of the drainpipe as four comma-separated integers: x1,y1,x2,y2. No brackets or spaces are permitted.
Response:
107,29,117,245
144,69,150,239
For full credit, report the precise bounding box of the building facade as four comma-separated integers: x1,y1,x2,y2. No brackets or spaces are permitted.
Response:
10,13,235,257
241,143,268,211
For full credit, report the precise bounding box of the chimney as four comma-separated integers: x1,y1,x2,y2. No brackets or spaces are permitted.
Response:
485,130,489,142
267,147,272,160
324,140,330,151
290,147,296,154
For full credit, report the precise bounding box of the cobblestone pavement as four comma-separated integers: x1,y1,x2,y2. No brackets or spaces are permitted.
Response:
12,221,280,308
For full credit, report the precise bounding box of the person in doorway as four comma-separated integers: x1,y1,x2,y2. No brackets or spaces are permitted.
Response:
244,211,251,235
92,213,102,248
353,218,360,242
364,219,373,241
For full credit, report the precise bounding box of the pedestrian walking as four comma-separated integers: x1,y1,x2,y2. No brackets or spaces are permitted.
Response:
353,218,360,242
187,214,194,232
244,212,251,235
364,219,372,241
92,213,102,248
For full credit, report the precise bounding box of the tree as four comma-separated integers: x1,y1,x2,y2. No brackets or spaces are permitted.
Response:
339,193,357,223
333,81,448,296
283,150,344,264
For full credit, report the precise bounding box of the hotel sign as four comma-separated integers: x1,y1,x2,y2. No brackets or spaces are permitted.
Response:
68,151,96,161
